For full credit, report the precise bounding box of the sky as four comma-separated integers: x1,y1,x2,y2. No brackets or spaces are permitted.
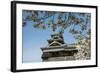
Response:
22,10,90,63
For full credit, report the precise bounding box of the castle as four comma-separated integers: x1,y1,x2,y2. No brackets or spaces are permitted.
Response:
41,33,78,61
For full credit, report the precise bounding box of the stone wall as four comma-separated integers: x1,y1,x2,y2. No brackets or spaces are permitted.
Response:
43,56,75,62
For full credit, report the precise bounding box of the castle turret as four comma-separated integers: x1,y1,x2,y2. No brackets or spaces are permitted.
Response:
41,33,78,61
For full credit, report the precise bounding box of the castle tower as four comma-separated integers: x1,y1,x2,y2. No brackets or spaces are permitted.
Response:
41,33,78,61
